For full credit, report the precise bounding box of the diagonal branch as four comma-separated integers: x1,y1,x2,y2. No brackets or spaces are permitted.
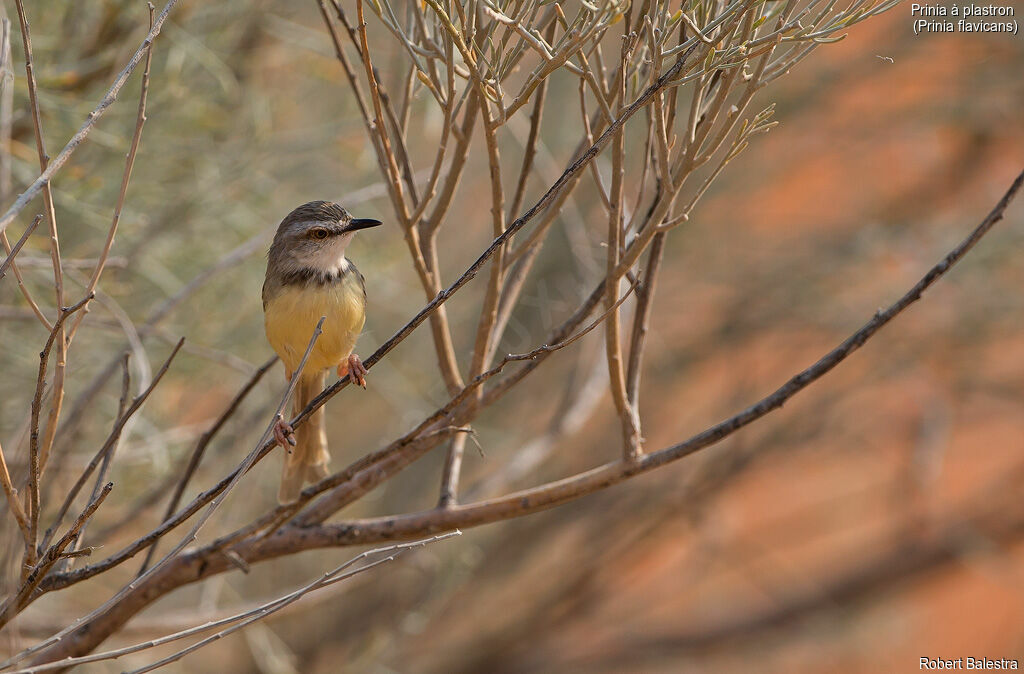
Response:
65,1,157,345
13,533,461,674
134,356,277,576
0,438,31,545
38,338,184,553
0,482,113,629
299,169,1023,542
0,0,180,239
5,318,326,670
0,214,42,282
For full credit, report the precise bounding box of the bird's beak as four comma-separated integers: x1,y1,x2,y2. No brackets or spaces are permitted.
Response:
346,218,383,232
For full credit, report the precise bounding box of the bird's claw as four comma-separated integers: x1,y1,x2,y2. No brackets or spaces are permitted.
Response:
273,414,296,450
338,353,368,389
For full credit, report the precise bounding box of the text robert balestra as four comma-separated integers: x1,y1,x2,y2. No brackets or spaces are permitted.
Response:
921,657,1019,670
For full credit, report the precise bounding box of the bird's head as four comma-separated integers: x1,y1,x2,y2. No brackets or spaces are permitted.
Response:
269,201,382,275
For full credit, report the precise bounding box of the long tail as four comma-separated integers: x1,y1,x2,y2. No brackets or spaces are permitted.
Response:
278,370,330,503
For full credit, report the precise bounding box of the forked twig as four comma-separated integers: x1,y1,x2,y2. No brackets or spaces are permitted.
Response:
0,0,181,238
4,318,327,669
38,338,184,553
11,532,461,674
135,356,277,575
0,483,113,629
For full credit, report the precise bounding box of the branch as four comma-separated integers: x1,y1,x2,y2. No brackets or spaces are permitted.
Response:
0,482,113,629
62,354,130,565
65,1,157,345
0,0,181,238
0,214,48,330
0,214,42,281
625,231,667,409
0,438,31,545
26,294,93,570
14,533,461,674
297,170,1022,543
603,68,641,460
5,318,326,669
14,0,66,485
135,356,276,575
38,338,184,553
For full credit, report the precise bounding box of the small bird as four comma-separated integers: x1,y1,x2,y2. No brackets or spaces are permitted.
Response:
262,201,382,503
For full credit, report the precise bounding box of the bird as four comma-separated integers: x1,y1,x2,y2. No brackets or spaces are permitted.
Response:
262,201,382,503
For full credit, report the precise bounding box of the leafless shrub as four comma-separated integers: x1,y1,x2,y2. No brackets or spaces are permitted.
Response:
0,0,1019,670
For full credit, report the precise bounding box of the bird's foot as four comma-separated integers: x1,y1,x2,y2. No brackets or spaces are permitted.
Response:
273,414,296,449
338,353,368,388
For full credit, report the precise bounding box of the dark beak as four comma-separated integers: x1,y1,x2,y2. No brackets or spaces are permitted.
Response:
346,218,383,232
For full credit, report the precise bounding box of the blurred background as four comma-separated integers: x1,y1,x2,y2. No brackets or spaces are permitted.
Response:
0,1,1022,672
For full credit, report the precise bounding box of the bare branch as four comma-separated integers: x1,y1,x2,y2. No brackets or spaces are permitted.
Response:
14,0,66,485
0,438,31,545
65,2,157,344
38,338,184,553
136,356,277,575
0,214,42,282
26,294,94,570
0,482,113,629
0,0,181,238
12,533,461,674
5,318,326,669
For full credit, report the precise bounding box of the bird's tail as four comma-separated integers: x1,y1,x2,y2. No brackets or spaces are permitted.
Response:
278,370,330,503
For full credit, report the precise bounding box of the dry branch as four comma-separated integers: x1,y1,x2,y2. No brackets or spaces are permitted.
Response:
0,0,180,238
22,171,1022,667
0,2,972,669
12,533,461,674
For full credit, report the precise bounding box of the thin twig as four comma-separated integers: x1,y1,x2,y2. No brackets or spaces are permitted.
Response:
66,2,157,345
38,338,183,553
603,66,642,460
437,434,468,508
0,0,181,239
0,438,31,545
62,354,131,566
25,294,93,571
0,16,11,201
625,231,666,411
11,532,461,674
0,483,113,629
0,214,42,281
136,356,277,575
355,0,410,222
4,318,326,669
14,0,66,484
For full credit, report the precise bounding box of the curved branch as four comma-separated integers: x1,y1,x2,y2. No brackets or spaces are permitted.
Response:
26,171,1023,667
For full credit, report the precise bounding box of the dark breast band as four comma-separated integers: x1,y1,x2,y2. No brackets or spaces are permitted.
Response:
278,262,366,294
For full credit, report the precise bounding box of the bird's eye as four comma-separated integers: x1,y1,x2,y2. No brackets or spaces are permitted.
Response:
310,228,329,240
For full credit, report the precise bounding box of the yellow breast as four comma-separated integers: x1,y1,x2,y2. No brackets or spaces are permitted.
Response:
263,273,366,374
